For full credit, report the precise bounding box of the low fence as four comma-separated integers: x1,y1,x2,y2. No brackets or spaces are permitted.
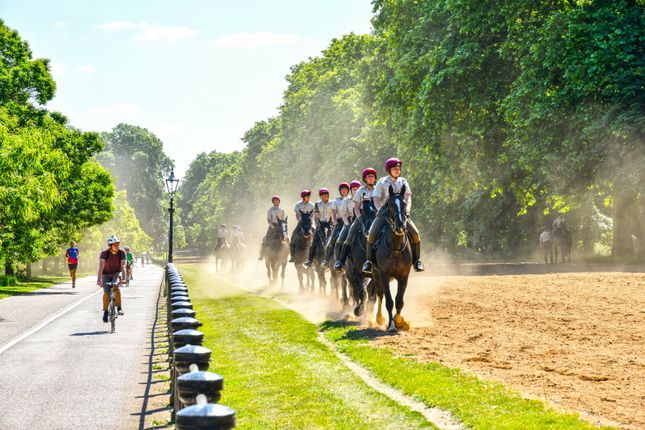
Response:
165,263,236,429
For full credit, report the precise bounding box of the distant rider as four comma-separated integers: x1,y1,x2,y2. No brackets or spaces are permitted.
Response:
216,224,228,249
321,182,350,268
259,195,287,260
304,188,335,267
289,190,314,262
362,158,424,273
124,246,134,280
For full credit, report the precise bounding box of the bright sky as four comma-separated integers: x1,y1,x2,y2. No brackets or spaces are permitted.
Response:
0,0,373,175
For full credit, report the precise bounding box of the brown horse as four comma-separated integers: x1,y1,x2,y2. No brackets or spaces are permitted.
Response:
264,219,289,286
345,199,377,317
372,185,413,332
292,211,314,292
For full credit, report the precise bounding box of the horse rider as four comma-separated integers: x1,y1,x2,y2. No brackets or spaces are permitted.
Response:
321,182,351,268
289,189,315,262
304,188,335,268
362,158,424,274
553,214,566,230
216,224,228,249
231,225,245,246
259,195,287,260
334,168,377,270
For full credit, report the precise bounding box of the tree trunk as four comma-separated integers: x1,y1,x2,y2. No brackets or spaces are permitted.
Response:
612,190,638,258
5,262,14,276
26,262,32,278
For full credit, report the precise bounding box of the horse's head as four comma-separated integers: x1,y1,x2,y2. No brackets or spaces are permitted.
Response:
386,184,407,235
361,199,376,231
300,211,312,236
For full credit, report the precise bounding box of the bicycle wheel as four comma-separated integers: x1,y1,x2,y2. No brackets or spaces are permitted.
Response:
109,299,116,333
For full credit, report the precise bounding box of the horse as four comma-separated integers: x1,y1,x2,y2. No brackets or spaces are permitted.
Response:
345,199,377,318
292,211,314,292
329,250,349,308
264,219,289,287
229,236,246,272
372,185,413,332
311,220,332,295
553,223,572,263
214,241,230,272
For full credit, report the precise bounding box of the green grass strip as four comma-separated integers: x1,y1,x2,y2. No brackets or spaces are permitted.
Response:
179,266,434,430
0,276,69,300
321,322,615,430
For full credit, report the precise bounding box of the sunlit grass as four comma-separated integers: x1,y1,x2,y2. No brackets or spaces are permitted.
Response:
179,265,434,430
0,275,69,300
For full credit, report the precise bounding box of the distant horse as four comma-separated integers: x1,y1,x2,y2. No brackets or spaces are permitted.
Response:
264,219,289,287
311,220,332,295
553,223,572,263
346,199,377,318
214,241,230,272
292,211,314,292
373,185,413,332
229,236,246,272
539,228,553,264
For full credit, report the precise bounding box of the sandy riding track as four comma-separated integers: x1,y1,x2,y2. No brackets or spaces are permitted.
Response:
377,272,645,429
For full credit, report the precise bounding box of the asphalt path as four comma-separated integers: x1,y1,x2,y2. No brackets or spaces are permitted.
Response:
0,264,163,430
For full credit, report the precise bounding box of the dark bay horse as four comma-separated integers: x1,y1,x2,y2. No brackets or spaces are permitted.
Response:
311,220,331,295
292,211,314,291
346,199,377,318
265,219,289,287
372,185,413,332
214,241,229,272
330,250,349,308
553,223,572,263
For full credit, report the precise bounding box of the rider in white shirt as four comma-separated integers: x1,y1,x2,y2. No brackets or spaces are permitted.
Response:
321,182,350,267
304,188,335,267
362,158,424,273
259,195,287,260
216,224,228,249
334,168,377,270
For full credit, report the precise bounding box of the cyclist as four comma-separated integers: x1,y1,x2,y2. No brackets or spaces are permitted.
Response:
124,246,134,281
97,235,126,323
65,240,80,288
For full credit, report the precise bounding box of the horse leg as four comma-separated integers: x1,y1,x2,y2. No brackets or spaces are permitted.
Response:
393,277,410,331
375,295,385,326
297,267,304,291
352,272,366,317
341,275,350,308
380,273,396,332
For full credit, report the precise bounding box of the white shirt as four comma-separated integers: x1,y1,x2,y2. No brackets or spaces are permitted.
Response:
267,206,287,224
294,200,314,221
352,185,375,217
314,200,335,223
341,197,353,223
217,228,228,239
333,196,346,221
231,229,245,243
374,175,411,213
540,230,552,242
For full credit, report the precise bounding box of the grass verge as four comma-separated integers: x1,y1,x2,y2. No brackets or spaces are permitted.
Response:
321,322,615,430
0,276,69,300
179,265,434,430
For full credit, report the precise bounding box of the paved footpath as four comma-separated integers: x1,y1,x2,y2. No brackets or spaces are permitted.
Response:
0,264,163,430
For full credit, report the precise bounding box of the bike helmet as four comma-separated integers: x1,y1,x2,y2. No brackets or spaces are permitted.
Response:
349,180,361,189
107,235,120,246
124,246,130,251
319,187,330,196
385,157,402,173
301,189,311,198
362,167,377,182
338,182,350,192
271,195,281,203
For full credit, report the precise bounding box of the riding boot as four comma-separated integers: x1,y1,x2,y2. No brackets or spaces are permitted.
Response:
334,243,350,271
289,239,295,262
304,245,314,267
412,242,425,272
361,244,374,274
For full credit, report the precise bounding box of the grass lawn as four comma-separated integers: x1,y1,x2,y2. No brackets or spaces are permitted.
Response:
322,323,615,430
0,275,70,300
179,265,434,430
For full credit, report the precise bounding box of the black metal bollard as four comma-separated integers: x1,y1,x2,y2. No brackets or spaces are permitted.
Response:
172,329,204,348
171,301,194,311
171,317,202,332
171,291,190,298
176,398,236,430
177,370,224,405
171,295,190,303
172,308,197,319
174,344,211,375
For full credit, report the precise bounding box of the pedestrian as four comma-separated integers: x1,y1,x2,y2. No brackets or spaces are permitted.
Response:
65,241,80,288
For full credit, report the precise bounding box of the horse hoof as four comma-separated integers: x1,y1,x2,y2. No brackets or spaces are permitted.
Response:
387,321,397,333
376,315,385,326
399,321,410,331
354,306,363,317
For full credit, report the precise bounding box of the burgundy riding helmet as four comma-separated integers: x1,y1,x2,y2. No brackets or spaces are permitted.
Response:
338,182,350,191
362,167,377,182
350,180,361,188
271,195,281,203
319,187,330,196
300,189,311,198
385,157,402,172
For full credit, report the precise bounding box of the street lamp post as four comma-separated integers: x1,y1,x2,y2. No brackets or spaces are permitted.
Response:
166,170,180,262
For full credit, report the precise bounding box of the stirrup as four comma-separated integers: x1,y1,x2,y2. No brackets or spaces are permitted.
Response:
303,260,312,267
321,259,329,267
362,260,373,274
414,260,425,272
333,260,343,271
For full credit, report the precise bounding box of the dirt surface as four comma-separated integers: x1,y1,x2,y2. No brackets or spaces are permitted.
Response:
177,252,645,429
375,272,645,430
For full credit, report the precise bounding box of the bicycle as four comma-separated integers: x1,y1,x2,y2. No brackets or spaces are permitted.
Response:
125,263,133,287
105,281,119,333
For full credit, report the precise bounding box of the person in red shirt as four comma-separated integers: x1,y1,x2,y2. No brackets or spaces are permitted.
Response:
65,241,80,288
97,235,126,323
